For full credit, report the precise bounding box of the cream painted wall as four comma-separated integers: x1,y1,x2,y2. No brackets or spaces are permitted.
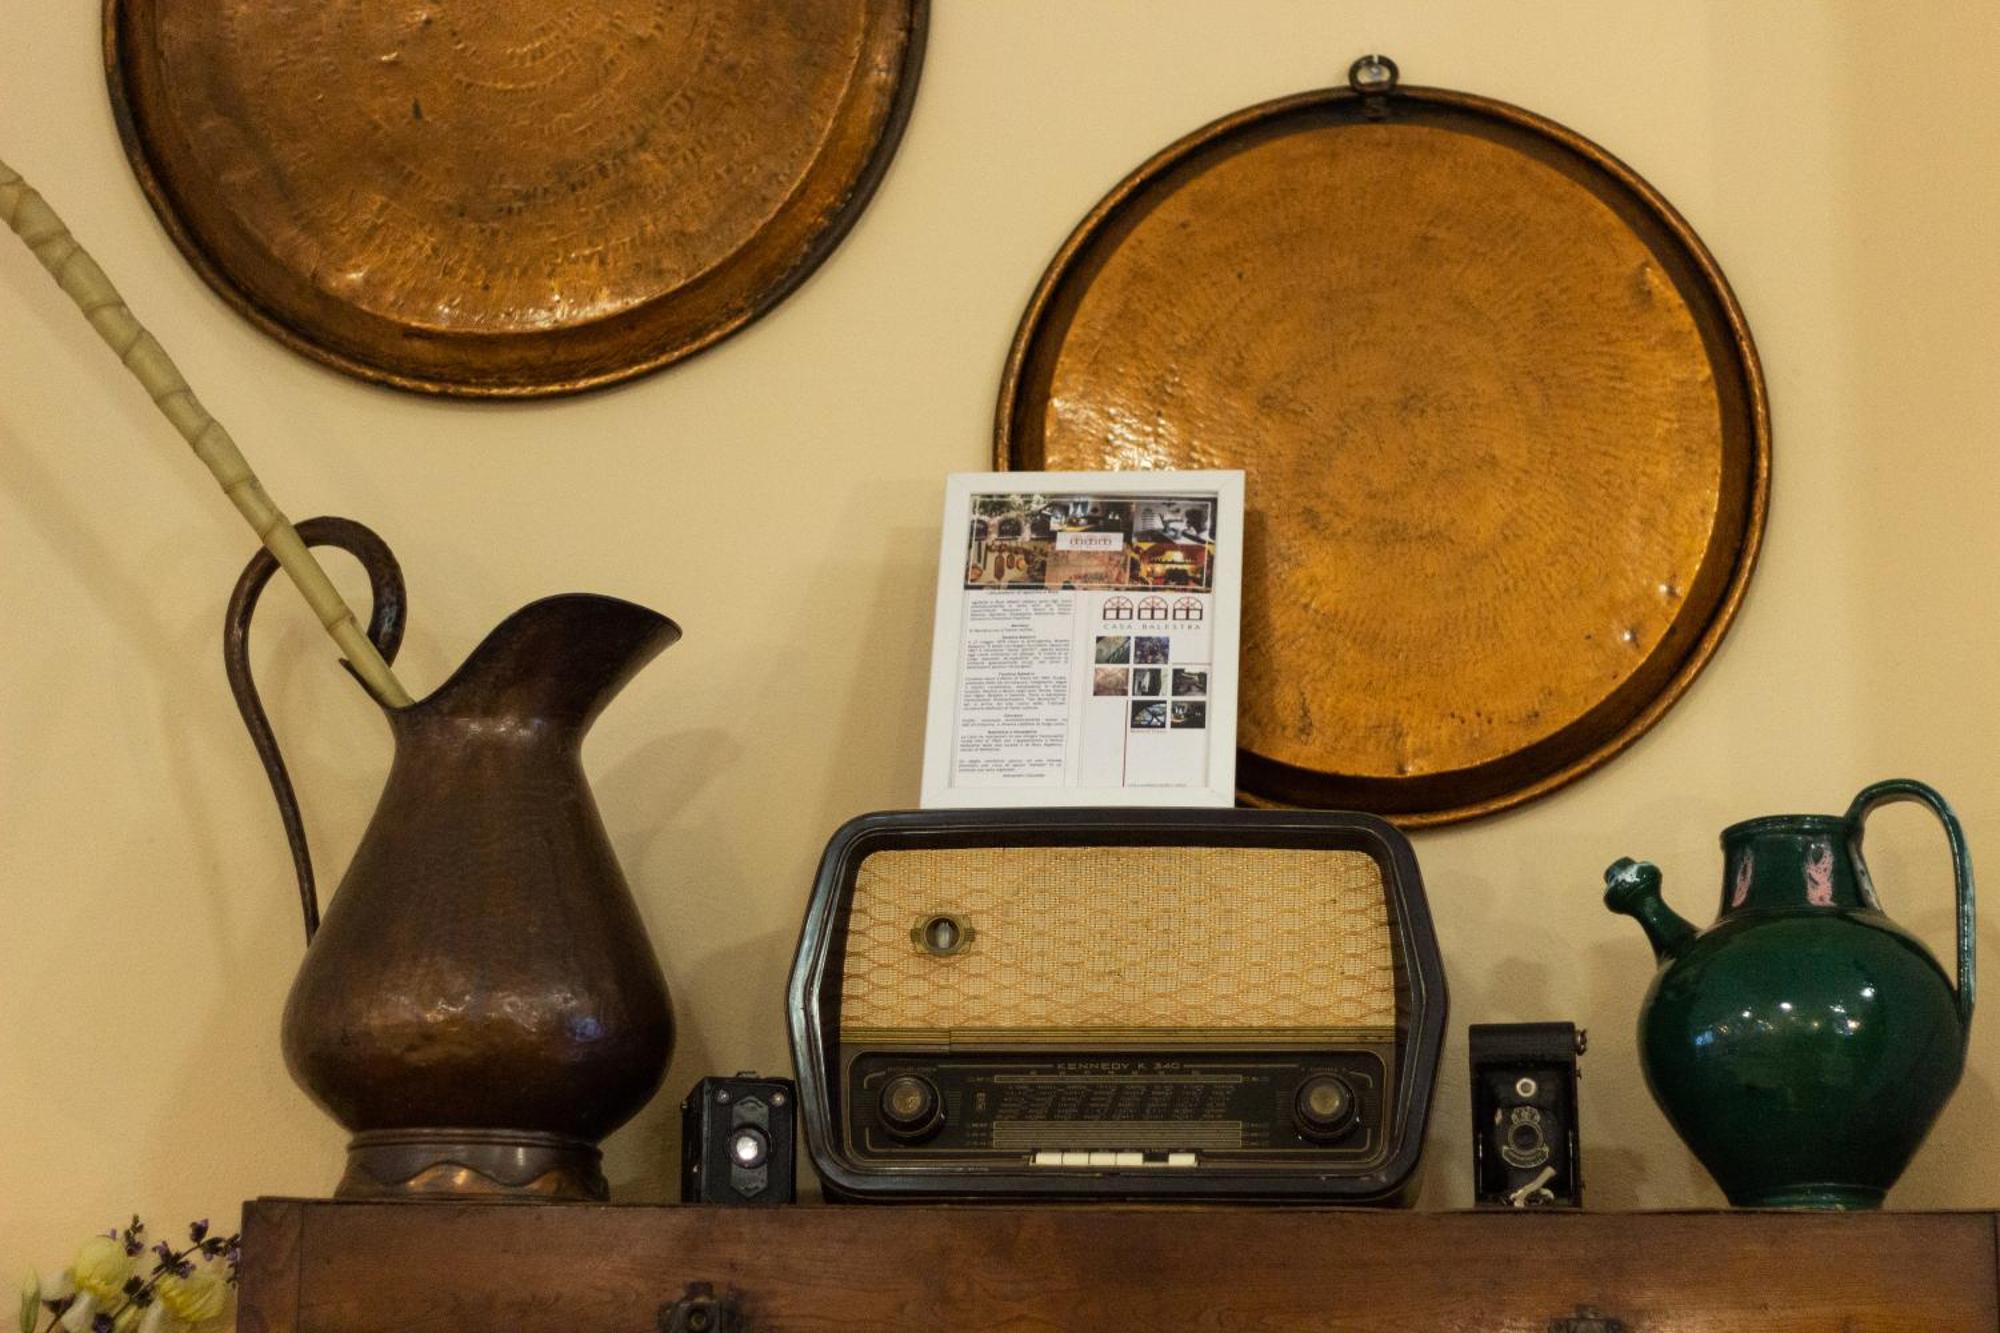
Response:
4,0,1998,1274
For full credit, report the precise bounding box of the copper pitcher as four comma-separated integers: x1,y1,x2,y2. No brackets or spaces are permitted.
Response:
225,517,677,1200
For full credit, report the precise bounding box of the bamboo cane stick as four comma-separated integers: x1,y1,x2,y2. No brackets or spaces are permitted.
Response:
0,155,412,708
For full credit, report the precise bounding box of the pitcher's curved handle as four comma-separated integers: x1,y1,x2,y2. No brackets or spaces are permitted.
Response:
1846,778,1975,1028
223,517,406,946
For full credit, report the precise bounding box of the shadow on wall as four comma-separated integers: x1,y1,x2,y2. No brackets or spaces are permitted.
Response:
593,721,740,1203
0,418,236,909
1835,4,2000,1211
1896,908,2000,1204
603,929,800,1203
593,504,938,1201
798,525,938,835
1435,775,1749,1209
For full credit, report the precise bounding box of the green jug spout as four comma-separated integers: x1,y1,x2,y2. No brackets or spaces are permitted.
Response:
1604,858,1698,963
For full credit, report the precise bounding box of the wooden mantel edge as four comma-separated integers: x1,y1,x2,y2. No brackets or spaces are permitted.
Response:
244,1196,2000,1218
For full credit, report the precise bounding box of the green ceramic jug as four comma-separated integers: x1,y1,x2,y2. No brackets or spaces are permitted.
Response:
1604,779,1975,1209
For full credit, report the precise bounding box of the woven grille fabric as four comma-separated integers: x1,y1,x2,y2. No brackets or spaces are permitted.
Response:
840,846,1395,1036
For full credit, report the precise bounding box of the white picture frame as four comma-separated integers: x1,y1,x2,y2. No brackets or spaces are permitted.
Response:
920,470,1244,808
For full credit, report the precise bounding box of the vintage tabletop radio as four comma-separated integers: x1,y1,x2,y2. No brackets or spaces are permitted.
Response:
787,809,1446,1202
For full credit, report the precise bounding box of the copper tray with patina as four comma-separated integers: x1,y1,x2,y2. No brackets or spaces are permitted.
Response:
997,58,1769,825
105,0,925,397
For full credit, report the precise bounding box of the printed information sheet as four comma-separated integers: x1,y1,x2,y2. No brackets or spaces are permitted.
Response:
921,471,1243,808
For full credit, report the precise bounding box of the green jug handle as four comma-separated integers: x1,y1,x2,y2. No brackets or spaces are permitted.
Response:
1845,777,1975,1027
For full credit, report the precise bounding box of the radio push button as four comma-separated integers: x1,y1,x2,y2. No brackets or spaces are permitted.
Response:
1295,1074,1360,1141
878,1074,945,1142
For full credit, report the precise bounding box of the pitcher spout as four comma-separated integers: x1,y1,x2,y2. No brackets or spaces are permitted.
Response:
411,593,681,734
1604,858,1698,963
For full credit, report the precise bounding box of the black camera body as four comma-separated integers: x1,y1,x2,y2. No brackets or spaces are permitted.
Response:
680,1073,798,1205
1468,1022,1584,1208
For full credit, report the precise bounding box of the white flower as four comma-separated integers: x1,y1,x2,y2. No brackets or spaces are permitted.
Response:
57,1292,96,1333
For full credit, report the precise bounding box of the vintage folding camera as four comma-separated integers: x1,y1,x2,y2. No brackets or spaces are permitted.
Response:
680,1073,797,1205
1469,1022,1584,1207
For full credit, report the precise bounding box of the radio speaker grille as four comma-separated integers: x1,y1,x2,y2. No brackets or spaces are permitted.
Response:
839,846,1395,1039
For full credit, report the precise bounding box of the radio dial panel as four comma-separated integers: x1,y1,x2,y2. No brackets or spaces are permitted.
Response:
848,1050,1391,1167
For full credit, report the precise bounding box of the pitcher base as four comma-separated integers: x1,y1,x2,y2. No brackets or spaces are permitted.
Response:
1728,1183,1885,1211
336,1128,607,1201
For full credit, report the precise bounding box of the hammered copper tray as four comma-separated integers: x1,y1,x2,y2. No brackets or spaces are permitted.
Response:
105,0,925,397
997,61,1769,825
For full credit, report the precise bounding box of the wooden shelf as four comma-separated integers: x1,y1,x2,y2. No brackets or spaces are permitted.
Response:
237,1199,2000,1332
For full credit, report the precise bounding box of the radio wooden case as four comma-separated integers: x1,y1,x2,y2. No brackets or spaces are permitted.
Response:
787,809,1446,1202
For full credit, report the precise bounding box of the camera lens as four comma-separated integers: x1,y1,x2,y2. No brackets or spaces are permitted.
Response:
728,1126,769,1169
1500,1106,1552,1169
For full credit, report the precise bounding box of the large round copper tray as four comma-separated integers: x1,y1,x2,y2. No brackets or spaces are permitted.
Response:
104,0,926,397
997,63,1769,825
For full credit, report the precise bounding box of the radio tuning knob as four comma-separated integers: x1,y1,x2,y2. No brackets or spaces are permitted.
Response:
1295,1074,1359,1141
878,1074,945,1142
